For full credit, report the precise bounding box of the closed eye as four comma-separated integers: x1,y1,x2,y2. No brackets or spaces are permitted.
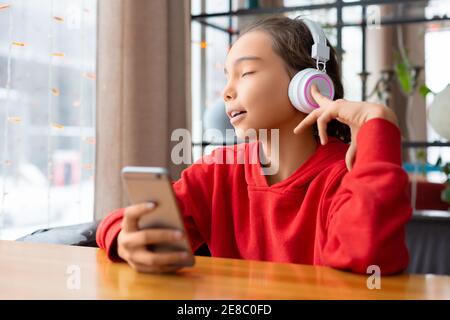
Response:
242,71,255,77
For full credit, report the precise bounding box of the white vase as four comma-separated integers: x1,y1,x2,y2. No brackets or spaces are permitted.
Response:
428,85,450,140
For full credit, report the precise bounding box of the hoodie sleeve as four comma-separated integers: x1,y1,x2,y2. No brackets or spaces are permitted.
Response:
96,152,218,261
321,118,412,275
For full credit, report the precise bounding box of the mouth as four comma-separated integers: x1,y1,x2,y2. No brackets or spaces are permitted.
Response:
227,109,247,125
229,111,247,119
227,110,247,119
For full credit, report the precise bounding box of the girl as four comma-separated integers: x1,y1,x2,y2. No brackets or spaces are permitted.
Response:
96,16,411,275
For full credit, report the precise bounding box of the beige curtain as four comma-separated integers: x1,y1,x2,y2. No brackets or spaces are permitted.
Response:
94,0,191,220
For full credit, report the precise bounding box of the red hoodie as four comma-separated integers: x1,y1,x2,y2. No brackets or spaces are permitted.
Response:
96,118,411,275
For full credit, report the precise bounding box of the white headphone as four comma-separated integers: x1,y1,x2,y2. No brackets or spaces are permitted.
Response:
288,18,335,114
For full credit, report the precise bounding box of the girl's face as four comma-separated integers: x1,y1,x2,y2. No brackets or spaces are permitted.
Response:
222,31,301,138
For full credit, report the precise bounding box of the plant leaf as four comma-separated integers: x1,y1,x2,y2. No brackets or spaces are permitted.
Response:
419,84,432,98
395,61,412,94
442,187,450,204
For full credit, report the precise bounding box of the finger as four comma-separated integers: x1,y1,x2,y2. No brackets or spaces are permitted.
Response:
310,84,334,108
122,202,157,232
121,229,185,249
293,109,323,134
345,142,357,171
316,102,343,142
131,250,193,268
316,112,334,145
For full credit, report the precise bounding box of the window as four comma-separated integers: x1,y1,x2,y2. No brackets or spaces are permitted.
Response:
0,0,97,240
425,27,450,183
191,0,360,161
191,0,450,180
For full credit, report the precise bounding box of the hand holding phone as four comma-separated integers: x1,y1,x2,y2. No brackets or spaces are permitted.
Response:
117,167,195,273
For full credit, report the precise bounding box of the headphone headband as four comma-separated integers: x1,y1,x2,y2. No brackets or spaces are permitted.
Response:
288,17,335,113
301,18,330,67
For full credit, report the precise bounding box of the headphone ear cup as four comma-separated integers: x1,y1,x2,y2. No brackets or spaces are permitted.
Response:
288,68,335,114
288,68,312,113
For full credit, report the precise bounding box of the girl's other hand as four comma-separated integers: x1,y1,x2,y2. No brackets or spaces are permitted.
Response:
293,84,398,171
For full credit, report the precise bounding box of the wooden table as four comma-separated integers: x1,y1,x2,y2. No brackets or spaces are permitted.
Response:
1,240,449,300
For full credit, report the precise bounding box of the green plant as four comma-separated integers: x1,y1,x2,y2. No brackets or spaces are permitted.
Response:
416,148,427,176
393,49,433,99
442,186,450,205
434,156,450,204
393,49,435,170
393,35,449,199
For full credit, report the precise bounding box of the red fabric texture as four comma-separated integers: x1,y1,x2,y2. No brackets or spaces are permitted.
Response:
97,118,412,274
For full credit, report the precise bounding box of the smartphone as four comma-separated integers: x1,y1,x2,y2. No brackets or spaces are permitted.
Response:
121,166,193,260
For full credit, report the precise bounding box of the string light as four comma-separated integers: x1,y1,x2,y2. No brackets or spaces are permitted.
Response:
51,123,64,130
11,41,26,47
192,40,208,48
46,0,55,228
82,163,94,171
1,0,96,238
7,116,22,124
0,0,13,239
50,88,60,96
84,137,96,145
82,72,96,80
78,0,87,223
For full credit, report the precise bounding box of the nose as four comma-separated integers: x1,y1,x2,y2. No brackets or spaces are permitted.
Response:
222,82,236,102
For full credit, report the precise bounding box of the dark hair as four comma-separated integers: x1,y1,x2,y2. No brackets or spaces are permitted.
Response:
240,15,351,143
